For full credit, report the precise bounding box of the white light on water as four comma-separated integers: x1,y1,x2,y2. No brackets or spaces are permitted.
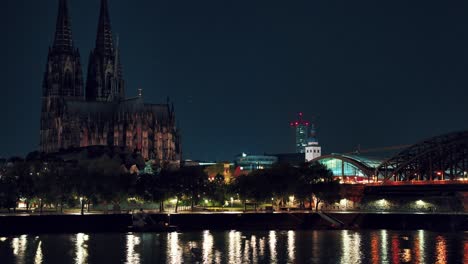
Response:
12,235,28,263
202,230,213,263
34,241,43,264
167,232,182,264
126,234,141,264
269,231,277,264
228,230,241,263
287,231,295,262
341,231,362,264
381,230,388,261
75,233,89,264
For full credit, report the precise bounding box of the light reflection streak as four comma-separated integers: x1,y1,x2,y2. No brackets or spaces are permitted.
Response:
34,241,43,264
167,232,182,264
126,233,141,264
259,237,265,257
269,231,277,264
414,230,425,264
287,231,295,262
370,232,379,264
214,250,221,264
312,231,319,259
341,230,349,263
435,235,447,264
75,233,89,264
381,230,388,262
402,248,412,263
391,234,399,264
243,238,250,263
0,237,7,242
353,232,361,263
463,240,468,263
341,231,362,264
251,235,258,263
228,230,241,263
12,235,28,264
202,230,213,263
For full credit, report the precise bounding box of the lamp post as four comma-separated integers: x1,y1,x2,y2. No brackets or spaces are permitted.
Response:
80,197,84,215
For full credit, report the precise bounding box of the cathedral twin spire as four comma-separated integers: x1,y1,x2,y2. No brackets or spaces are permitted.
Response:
95,0,115,57
48,0,124,102
53,0,73,51
86,0,125,102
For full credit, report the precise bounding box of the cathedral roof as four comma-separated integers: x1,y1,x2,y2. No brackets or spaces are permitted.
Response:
64,97,172,122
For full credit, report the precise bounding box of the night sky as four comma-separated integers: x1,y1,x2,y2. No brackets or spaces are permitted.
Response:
2,0,468,161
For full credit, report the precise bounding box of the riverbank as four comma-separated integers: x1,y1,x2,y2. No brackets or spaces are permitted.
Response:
0,212,467,235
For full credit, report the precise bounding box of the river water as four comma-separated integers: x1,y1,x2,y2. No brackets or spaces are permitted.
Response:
0,230,466,263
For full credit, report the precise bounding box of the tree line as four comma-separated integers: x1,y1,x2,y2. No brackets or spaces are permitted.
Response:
0,151,341,214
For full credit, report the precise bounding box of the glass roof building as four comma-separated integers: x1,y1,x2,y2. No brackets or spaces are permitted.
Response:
312,152,399,183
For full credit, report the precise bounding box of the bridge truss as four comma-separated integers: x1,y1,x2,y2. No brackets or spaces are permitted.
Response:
376,131,468,182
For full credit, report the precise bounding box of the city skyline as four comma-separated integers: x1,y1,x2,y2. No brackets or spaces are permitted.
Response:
2,0,468,161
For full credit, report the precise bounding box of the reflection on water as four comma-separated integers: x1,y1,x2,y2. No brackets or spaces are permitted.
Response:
202,230,213,263
0,230,467,263
381,230,388,262
370,232,379,264
269,230,277,264
287,230,295,263
228,230,241,263
75,233,88,264
414,229,425,263
341,230,362,264
12,235,27,264
464,240,468,263
167,232,182,264
251,235,258,263
126,233,141,264
34,241,42,264
435,235,447,264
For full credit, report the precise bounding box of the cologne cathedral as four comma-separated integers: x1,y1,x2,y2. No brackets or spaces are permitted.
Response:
40,0,181,165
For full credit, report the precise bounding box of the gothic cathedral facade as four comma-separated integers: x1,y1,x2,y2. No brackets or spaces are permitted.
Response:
40,0,181,166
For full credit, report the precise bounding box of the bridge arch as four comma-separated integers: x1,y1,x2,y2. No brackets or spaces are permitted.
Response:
376,131,468,182
312,154,381,182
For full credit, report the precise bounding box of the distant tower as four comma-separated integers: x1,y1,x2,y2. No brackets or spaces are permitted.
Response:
305,123,321,161
290,112,310,153
40,0,85,152
86,0,125,102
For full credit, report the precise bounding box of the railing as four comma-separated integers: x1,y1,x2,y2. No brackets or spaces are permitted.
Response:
366,179,468,186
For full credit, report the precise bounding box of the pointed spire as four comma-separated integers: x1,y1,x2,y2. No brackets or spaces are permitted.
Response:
53,0,73,50
95,0,114,56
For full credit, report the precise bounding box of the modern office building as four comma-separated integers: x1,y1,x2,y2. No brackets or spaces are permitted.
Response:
235,153,278,172
290,112,310,153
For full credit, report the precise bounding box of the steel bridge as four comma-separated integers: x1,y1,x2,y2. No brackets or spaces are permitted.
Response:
313,131,468,184
376,131,468,182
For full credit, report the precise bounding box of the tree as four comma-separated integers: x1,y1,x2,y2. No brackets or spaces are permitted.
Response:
0,169,18,212
169,166,208,212
298,161,340,211
206,174,229,206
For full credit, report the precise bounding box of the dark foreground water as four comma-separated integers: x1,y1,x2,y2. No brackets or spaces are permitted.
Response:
0,230,467,263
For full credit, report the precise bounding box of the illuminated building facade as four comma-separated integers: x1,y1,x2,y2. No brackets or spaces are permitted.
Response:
39,0,181,165
305,123,321,161
235,153,278,172
315,154,383,183
290,112,310,153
